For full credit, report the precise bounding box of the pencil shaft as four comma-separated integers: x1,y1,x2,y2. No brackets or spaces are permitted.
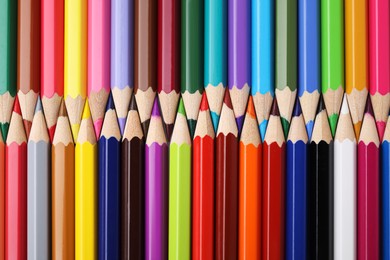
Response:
5,142,27,260
382,140,390,259
286,141,307,259
121,138,145,259
27,141,50,260
0,138,4,260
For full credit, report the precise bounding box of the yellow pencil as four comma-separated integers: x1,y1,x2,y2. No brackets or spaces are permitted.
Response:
75,99,97,260
64,0,87,141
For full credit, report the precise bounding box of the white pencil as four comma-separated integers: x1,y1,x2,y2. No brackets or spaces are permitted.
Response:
334,94,356,260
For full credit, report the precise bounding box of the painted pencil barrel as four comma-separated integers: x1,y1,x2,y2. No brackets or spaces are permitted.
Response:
383,139,390,260
0,135,4,259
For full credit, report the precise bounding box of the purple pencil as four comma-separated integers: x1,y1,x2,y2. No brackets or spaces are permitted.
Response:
145,97,168,260
228,0,251,133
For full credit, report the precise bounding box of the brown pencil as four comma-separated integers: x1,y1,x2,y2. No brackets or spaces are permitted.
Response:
52,100,75,260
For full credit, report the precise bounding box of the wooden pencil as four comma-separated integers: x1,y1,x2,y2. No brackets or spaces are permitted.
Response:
158,0,180,140
27,97,50,260
228,0,250,133
251,0,274,141
52,100,75,260
369,0,390,140
5,96,27,259
345,0,368,139
215,89,238,259
168,98,191,259
0,0,17,141
134,0,157,135
275,0,297,137
64,0,87,141
238,96,261,259
41,0,64,141
111,0,134,135
382,112,390,260
308,97,334,260
298,0,320,139
334,94,356,260
204,0,227,132
98,95,120,259
286,99,308,259
262,99,285,260
88,0,110,139
0,123,3,260
321,0,344,136
181,0,203,137
121,95,145,259
145,97,168,260
192,92,215,260
75,100,97,260
357,97,380,259
17,0,40,138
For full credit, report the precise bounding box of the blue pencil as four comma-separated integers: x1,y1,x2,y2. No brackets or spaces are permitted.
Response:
98,95,121,259
286,99,308,260
298,0,320,140
382,112,390,260
251,0,274,141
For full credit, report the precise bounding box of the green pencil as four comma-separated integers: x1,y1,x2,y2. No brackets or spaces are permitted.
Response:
0,0,17,140
275,0,298,137
168,98,191,260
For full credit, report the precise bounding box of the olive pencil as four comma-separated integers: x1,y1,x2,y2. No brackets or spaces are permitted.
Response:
121,95,145,259
382,112,390,259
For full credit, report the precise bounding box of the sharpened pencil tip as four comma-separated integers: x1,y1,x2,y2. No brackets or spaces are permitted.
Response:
316,95,326,115
187,119,196,138
200,92,209,111
151,97,161,117
13,95,21,115
177,98,186,117
223,89,233,109
364,96,373,115
105,93,115,111
82,99,92,119
292,99,302,117
270,98,280,116
129,94,138,111
34,96,43,114
58,99,68,117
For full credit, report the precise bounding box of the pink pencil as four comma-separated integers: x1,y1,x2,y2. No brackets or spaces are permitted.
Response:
369,0,390,140
88,0,111,138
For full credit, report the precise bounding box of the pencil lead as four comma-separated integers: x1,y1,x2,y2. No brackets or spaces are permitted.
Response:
129,94,138,111
58,99,68,117
271,98,280,116
292,99,302,117
13,95,21,115
316,95,326,115
223,89,233,109
177,98,186,117
82,99,92,120
199,92,210,111
246,96,256,119
151,97,161,117
105,93,115,112
364,96,374,116
34,96,43,115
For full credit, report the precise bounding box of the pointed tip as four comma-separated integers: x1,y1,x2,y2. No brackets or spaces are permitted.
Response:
200,92,209,111
118,117,127,135
129,94,138,111
151,97,161,117
364,96,373,115
48,125,56,142
236,116,244,133
23,120,32,138
292,99,302,117
187,119,197,138
271,99,280,116
0,123,9,142
93,119,103,138
165,124,174,141
34,96,43,114
328,114,339,137
377,122,386,141
259,120,268,142
353,122,362,140
306,121,314,140
82,99,92,119
177,98,186,116
105,93,115,111
223,89,233,109
210,112,220,132
71,124,80,141
246,96,256,118
281,117,290,138
58,99,68,117
13,95,21,115
316,95,326,114
142,120,150,136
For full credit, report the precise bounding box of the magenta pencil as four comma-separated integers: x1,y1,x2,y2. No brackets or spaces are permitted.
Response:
357,97,380,259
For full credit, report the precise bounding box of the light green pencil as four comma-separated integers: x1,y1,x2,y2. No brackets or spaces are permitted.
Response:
168,98,191,260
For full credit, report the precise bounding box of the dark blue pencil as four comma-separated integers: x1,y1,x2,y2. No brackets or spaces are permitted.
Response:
286,99,308,260
98,95,121,259
382,113,390,260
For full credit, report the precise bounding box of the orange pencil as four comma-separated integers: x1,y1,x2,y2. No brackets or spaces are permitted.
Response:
238,96,262,259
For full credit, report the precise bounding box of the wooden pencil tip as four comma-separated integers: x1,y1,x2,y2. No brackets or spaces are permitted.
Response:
82,99,92,120
271,98,280,116
34,96,43,115
316,95,326,115
129,94,138,111
292,99,302,117
364,96,373,116
199,92,209,111
246,96,256,118
177,98,186,117
58,99,68,117
151,97,161,117
13,95,21,115
105,93,115,112
223,89,233,109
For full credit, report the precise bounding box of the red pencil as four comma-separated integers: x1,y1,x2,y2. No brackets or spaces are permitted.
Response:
262,99,286,260
5,96,27,259
192,93,215,260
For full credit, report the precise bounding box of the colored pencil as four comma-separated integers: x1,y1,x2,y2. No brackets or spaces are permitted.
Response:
0,0,17,141
98,95,120,259
215,90,238,259
251,0,274,141
286,99,308,260
64,0,87,141
17,0,40,138
192,92,215,260
275,0,297,137
345,0,368,139
0,123,3,260
228,0,250,133
204,0,227,132
75,100,97,260
321,0,344,136
111,0,134,135
88,0,110,138
158,0,180,140
334,94,356,260
181,0,204,137
369,0,390,140
357,97,380,259
145,97,168,260
52,100,75,260
308,97,334,259
238,96,261,259
168,98,191,259
5,96,27,259
134,0,157,135
298,0,320,139
121,95,145,259
27,97,50,260
262,99,286,260
382,112,390,260
41,0,64,141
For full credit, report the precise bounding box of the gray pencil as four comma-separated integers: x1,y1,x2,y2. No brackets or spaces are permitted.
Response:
28,96,50,260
